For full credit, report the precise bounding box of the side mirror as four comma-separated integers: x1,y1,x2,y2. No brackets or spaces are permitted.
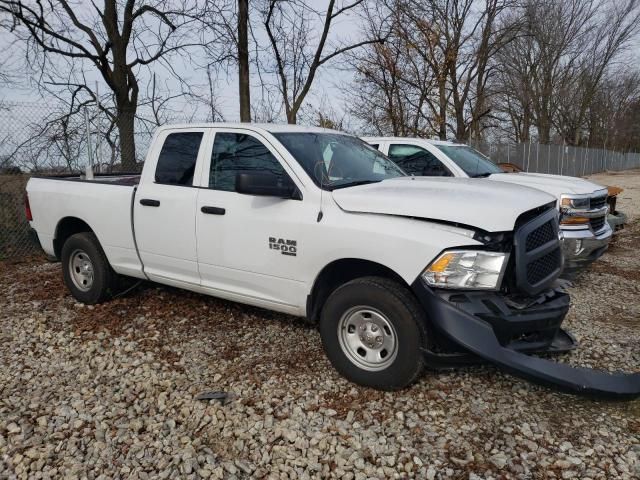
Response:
235,172,301,199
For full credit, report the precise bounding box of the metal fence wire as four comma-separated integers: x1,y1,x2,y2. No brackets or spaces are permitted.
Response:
1,100,640,259
468,140,640,176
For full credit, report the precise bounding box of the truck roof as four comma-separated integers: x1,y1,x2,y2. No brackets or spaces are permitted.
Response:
157,123,349,136
362,136,460,146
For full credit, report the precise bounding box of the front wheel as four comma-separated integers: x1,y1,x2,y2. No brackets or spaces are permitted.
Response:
319,276,427,390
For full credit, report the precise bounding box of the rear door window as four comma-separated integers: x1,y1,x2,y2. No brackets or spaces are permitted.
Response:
155,132,204,185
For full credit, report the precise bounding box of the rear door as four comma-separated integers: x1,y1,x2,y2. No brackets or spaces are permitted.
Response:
195,129,310,312
134,128,208,285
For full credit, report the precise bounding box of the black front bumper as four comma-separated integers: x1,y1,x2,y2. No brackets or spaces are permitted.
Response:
411,280,640,399
430,288,572,353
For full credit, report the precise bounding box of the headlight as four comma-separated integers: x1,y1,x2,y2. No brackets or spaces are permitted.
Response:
560,195,590,226
560,196,590,209
422,250,509,290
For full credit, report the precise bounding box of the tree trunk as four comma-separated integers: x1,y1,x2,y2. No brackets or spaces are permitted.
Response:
521,104,531,143
538,118,551,144
287,109,297,124
455,111,467,141
438,77,447,140
470,95,483,140
117,106,137,171
238,0,251,122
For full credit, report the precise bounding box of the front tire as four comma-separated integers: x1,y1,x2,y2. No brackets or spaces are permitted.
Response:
61,232,118,304
319,276,427,390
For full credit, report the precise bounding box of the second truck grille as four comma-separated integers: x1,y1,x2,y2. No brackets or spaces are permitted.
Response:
590,195,607,210
590,216,606,232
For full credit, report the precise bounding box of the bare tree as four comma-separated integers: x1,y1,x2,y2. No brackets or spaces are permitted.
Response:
348,33,437,135
0,0,205,169
492,0,640,145
554,0,640,145
262,0,384,124
389,0,456,139
347,0,515,140
587,69,640,151
406,0,515,140
238,0,251,121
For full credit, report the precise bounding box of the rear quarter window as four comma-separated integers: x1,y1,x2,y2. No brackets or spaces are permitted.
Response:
155,132,204,185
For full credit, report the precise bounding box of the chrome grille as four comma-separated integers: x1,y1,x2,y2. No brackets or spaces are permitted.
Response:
590,216,606,232
590,195,607,210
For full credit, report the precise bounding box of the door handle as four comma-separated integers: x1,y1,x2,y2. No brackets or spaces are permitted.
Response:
201,206,226,215
140,199,160,207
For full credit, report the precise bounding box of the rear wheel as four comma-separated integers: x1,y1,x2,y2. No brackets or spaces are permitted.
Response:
61,232,118,304
319,276,427,390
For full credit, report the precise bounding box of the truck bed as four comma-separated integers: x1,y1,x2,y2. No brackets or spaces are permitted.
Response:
26,175,143,278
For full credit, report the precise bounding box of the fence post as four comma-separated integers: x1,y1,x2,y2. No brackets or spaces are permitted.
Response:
559,144,564,175
84,106,93,170
94,81,101,172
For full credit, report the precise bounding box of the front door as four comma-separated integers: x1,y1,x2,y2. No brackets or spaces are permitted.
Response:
196,130,309,311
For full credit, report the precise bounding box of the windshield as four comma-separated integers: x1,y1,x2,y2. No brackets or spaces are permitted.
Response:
435,145,503,177
273,132,405,190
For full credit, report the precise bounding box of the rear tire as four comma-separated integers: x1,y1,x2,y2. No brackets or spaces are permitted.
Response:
319,276,427,390
61,232,118,304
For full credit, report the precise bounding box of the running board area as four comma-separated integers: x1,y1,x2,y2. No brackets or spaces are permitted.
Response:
413,283,640,400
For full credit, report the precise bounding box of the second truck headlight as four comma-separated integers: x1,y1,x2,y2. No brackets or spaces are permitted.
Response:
422,250,509,290
560,195,591,226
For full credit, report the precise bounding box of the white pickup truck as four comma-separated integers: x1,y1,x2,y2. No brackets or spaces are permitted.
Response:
363,138,612,276
26,124,639,398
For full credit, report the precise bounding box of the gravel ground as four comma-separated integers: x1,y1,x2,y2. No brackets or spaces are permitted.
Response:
1,171,639,480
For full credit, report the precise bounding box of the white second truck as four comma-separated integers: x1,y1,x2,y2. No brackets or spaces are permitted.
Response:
25,124,639,398
364,137,612,276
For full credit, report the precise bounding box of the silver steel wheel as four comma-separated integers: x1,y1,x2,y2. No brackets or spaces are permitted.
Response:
337,306,398,371
69,249,94,292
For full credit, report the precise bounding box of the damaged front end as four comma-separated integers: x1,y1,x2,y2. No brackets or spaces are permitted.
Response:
414,205,640,399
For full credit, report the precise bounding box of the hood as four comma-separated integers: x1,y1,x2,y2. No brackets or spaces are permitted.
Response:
331,177,556,232
487,172,607,199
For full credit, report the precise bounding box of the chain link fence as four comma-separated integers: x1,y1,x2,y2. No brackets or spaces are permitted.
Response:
1,100,640,259
469,140,640,176
0,100,154,259
0,174,34,260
